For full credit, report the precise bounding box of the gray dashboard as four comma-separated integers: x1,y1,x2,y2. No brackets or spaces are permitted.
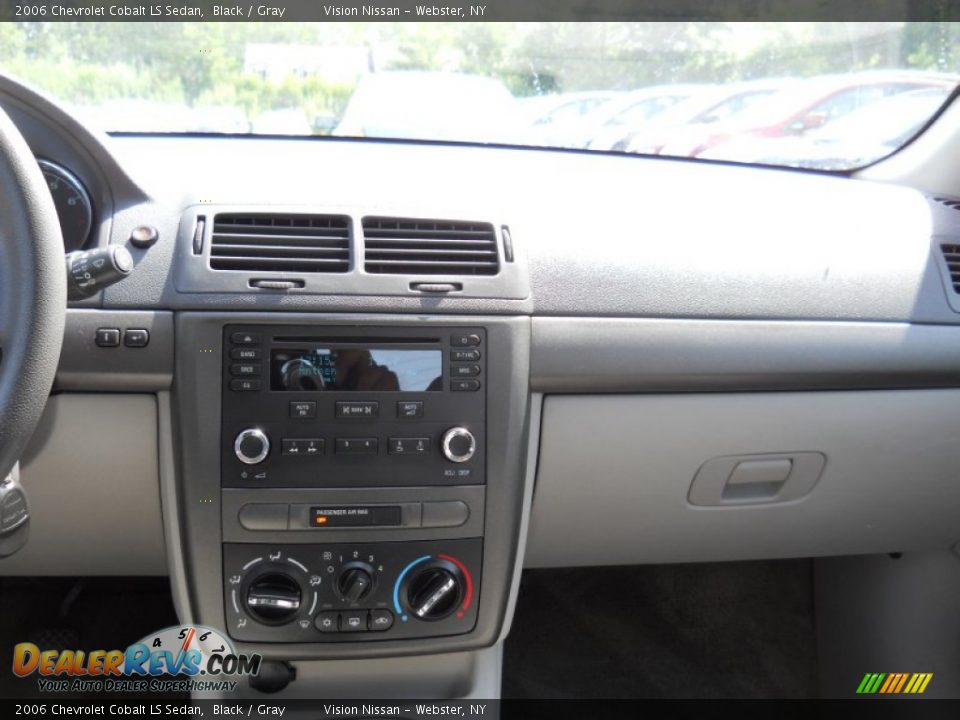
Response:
4,71,960,589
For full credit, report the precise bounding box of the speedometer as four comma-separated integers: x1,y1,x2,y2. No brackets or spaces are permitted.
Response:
38,159,94,251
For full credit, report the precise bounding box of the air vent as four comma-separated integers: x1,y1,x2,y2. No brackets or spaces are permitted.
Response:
210,214,350,273
934,197,960,211
362,217,499,276
942,243,960,292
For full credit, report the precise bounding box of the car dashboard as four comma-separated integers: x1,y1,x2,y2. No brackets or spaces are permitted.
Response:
4,72,960,696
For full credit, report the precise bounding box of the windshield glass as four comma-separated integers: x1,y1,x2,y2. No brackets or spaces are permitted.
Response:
0,21,957,170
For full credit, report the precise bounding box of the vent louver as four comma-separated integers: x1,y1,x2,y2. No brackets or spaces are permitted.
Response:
362,217,499,275
210,214,350,273
934,197,960,211
942,243,960,293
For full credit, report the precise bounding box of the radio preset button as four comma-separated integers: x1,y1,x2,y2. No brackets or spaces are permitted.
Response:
388,437,430,455
335,438,379,455
231,332,262,345
231,363,261,377
229,379,261,392
450,349,480,362
451,379,481,392
289,401,317,419
451,333,481,347
397,401,423,419
335,401,379,419
230,347,262,361
451,364,481,378
282,438,325,456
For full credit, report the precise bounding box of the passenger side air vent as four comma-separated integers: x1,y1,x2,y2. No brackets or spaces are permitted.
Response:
934,197,960,211
941,243,960,293
210,214,350,273
362,217,499,275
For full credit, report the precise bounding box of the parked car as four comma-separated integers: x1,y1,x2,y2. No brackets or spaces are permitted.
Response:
701,86,953,169
610,78,791,153
520,91,622,127
656,70,960,157
334,71,521,144
543,84,708,149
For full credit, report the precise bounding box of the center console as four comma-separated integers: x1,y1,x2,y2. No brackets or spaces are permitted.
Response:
171,313,532,662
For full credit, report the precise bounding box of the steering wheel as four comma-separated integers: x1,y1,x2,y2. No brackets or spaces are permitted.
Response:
0,106,66,483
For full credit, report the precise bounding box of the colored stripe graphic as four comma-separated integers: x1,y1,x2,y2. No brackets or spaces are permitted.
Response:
856,672,932,695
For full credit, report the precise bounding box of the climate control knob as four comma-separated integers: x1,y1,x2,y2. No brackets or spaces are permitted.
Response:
245,572,301,624
336,562,375,603
235,428,270,465
405,560,465,621
441,427,476,464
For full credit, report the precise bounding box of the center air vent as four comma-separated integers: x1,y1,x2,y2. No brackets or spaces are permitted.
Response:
362,217,499,275
210,214,350,273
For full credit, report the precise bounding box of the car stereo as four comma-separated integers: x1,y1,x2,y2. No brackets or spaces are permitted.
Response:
220,324,486,489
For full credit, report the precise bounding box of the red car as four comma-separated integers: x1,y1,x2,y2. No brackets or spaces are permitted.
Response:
652,70,960,158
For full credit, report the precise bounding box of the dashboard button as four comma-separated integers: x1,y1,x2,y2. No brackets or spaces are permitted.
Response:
229,379,261,392
315,612,339,633
282,438,324,456
397,401,423,419
388,437,430,455
123,328,150,348
335,438,379,455
451,379,481,392
335,401,379,419
230,347,262,361
451,333,481,347
368,609,394,631
340,611,367,632
451,364,481,377
450,349,480,362
231,363,261,377
289,401,317,419
95,328,121,347
231,332,262,345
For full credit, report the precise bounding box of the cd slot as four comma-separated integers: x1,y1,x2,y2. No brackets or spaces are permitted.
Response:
272,336,439,344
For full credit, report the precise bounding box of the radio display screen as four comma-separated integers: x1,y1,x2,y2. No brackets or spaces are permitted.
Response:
270,348,442,392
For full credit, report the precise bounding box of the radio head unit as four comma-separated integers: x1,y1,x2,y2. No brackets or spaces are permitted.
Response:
221,325,486,489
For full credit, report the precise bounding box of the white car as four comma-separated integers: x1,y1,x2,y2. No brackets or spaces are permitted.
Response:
334,71,522,144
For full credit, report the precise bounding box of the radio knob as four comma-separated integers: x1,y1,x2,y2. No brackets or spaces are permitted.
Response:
441,427,476,464
235,428,270,465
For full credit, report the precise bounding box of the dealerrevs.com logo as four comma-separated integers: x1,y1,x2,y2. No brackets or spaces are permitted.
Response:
13,625,261,694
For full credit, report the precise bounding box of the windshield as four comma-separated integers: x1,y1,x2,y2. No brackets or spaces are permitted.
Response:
1,21,957,170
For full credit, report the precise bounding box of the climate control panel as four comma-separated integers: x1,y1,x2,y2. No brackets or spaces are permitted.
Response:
223,538,481,642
